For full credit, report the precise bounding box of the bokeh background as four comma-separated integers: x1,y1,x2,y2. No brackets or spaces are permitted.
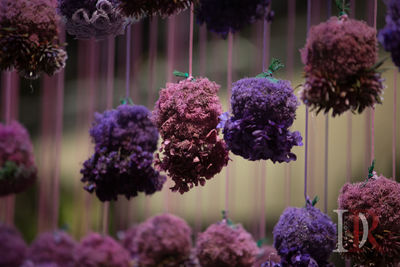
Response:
0,0,397,266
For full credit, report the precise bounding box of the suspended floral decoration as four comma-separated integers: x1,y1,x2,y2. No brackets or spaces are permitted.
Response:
379,0,400,69
81,104,166,202
0,224,28,267
0,0,67,79
153,74,229,194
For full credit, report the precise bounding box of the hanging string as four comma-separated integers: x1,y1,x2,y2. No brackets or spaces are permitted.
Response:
189,3,194,77
126,25,132,99
304,0,311,201
394,71,397,180
370,0,377,163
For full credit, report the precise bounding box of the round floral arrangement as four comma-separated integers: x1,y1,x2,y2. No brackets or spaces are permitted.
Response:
0,224,28,267
379,0,400,69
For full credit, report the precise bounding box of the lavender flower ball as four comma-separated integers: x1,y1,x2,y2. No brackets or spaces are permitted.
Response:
0,121,37,196
80,104,166,202
273,205,337,266
58,0,128,39
74,233,131,267
197,0,273,38
379,0,400,69
196,220,258,267
0,224,28,267
223,77,302,162
338,175,400,266
27,231,76,267
130,213,192,267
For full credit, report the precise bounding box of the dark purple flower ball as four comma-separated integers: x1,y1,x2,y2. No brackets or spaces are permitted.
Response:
58,0,128,40
223,77,302,162
196,220,258,267
0,121,37,196
379,0,400,69
118,0,194,18
0,0,67,79
300,16,384,116
129,213,192,267
74,233,131,267
273,204,337,266
0,224,28,267
153,77,229,194
81,104,166,202
338,175,400,266
27,231,76,267
196,0,272,38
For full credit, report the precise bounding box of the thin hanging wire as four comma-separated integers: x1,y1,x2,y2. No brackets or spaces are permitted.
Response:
126,25,132,99
394,71,398,180
225,32,233,214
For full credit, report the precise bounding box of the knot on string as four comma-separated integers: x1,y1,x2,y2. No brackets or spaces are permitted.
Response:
221,210,236,228
305,195,319,207
368,159,376,180
173,70,195,81
256,58,284,82
120,97,134,105
335,0,350,17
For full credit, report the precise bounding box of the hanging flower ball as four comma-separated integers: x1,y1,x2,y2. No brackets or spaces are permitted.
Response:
26,231,76,267
0,0,67,79
118,0,194,19
254,245,281,267
272,202,337,266
0,121,37,197
118,225,138,257
300,15,384,116
74,233,131,267
196,218,258,267
222,67,302,162
0,224,28,267
153,76,229,194
81,104,166,202
196,0,273,38
338,174,400,266
128,213,192,267
379,0,400,69
58,0,129,40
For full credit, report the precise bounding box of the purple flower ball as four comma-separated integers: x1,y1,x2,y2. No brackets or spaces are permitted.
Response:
81,104,166,202
338,175,400,266
196,0,273,38
27,231,76,267
273,204,337,266
74,233,131,267
0,121,37,196
223,77,302,162
0,224,28,267
196,220,258,267
379,0,400,70
118,225,138,257
130,213,192,267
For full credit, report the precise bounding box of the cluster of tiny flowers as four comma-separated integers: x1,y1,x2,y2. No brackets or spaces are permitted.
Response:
379,0,400,69
0,121,37,196
222,77,302,162
195,220,259,267
300,16,384,116
127,213,192,267
255,245,281,267
58,0,128,39
25,231,77,267
338,175,400,266
0,0,67,79
74,233,131,267
273,204,337,266
153,77,229,194
81,104,166,202
196,0,273,38
0,224,28,267
118,0,194,19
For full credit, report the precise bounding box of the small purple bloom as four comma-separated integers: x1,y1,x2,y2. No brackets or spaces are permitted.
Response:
379,0,400,70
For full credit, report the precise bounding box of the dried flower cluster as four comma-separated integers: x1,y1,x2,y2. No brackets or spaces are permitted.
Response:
379,0,400,69
118,0,194,18
196,220,258,267
0,224,28,267
222,77,302,162
153,77,229,194
300,16,384,116
0,0,67,79
74,233,131,267
0,121,37,196
59,0,128,39
128,213,192,267
81,104,166,202
196,0,273,38
273,204,337,266
26,231,76,267
338,175,400,266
